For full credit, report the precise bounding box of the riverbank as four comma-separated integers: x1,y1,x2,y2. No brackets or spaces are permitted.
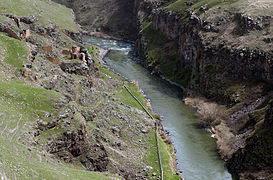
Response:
133,0,273,179
86,40,181,179
85,35,232,180
90,41,183,179
0,1,184,178
184,97,235,160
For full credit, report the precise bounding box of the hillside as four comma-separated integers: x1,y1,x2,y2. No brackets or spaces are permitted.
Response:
0,0,179,179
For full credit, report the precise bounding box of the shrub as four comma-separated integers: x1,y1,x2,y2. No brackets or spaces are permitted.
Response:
160,132,172,145
185,97,226,128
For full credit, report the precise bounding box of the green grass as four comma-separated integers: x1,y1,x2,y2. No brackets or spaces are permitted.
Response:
0,33,28,68
0,79,118,179
165,0,190,13
166,0,239,14
0,15,12,23
115,83,148,111
87,45,100,63
0,0,79,32
145,131,161,178
87,45,123,80
0,80,59,113
145,131,180,179
99,67,119,79
158,135,180,180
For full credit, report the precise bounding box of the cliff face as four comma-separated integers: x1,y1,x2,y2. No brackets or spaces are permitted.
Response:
135,0,273,179
142,3,273,88
52,0,139,40
227,100,273,179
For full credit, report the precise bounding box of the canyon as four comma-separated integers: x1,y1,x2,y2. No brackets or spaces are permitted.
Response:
0,0,272,179
53,0,273,179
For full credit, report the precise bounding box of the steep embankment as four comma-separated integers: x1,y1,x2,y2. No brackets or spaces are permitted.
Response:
0,0,179,179
135,0,273,179
52,0,138,41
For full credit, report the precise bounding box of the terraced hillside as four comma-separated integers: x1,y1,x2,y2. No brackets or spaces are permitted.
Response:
0,0,179,179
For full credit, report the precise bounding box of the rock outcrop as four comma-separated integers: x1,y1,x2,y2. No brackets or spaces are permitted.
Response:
52,0,139,40
227,100,273,179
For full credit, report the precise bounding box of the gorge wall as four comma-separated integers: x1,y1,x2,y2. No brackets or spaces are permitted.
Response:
136,0,273,179
53,0,139,40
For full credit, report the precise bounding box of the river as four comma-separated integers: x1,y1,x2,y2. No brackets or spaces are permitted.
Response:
84,35,233,180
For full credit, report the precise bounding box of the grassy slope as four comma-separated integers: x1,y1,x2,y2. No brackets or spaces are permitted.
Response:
116,83,180,179
0,0,79,32
0,1,115,179
0,79,115,179
0,27,178,179
0,33,28,68
146,131,180,180
0,80,112,179
166,0,238,14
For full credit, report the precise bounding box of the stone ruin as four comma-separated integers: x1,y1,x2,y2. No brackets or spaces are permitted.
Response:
0,14,31,41
62,45,93,65
70,45,87,62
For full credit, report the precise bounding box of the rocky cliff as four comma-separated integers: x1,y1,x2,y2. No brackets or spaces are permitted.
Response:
135,0,273,179
227,99,273,179
52,0,139,40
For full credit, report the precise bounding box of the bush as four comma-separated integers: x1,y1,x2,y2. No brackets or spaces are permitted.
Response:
160,132,172,145
185,98,226,128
